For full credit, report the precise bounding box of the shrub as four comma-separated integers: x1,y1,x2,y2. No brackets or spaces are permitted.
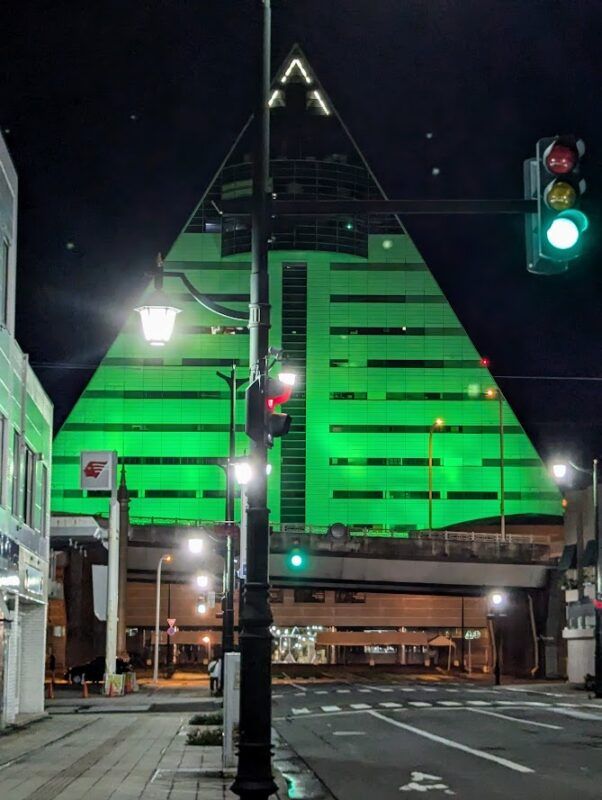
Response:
186,727,222,746
189,712,223,726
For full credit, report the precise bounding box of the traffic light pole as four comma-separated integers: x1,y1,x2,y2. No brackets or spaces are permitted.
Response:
593,459,602,698
232,1,277,797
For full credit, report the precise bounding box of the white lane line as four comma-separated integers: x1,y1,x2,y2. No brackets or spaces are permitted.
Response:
287,681,307,692
467,707,563,730
295,692,305,696
333,731,365,736
336,689,351,694
379,702,402,708
292,707,310,715
422,688,437,693
504,687,565,698
408,701,432,708
315,690,329,695
438,701,463,707
362,685,394,693
358,689,372,693
351,703,371,710
445,688,459,693
272,694,283,699
551,708,602,721
321,705,342,713
467,689,490,694
399,687,416,693
467,701,491,706
367,711,534,774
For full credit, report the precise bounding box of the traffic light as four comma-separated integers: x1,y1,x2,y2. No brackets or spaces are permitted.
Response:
286,543,307,570
524,135,588,275
245,375,293,447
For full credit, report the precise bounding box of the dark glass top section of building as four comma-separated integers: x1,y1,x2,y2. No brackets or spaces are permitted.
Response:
185,48,402,257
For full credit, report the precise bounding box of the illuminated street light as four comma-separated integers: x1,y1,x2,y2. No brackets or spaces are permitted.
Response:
202,635,211,644
278,371,296,387
490,591,505,607
135,290,181,346
552,462,568,479
196,574,209,589
197,602,207,615
188,538,204,554
234,460,253,486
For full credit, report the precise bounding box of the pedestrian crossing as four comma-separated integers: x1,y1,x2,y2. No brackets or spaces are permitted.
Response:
283,697,601,717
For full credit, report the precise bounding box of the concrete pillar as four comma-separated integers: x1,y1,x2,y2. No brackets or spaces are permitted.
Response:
117,465,130,656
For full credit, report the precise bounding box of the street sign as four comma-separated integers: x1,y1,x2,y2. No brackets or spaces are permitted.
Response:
166,618,176,636
464,629,481,640
80,451,117,491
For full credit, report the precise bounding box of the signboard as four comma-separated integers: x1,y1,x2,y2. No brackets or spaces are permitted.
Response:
464,629,481,640
223,652,241,770
80,451,117,492
167,618,177,636
24,567,44,596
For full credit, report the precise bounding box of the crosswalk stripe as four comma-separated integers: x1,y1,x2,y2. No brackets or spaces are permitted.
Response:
399,687,416,693
467,701,491,706
438,701,462,707
292,708,310,715
321,705,341,712
408,701,432,707
422,688,437,693
351,703,371,710
445,688,460,693
272,694,283,699
379,702,402,708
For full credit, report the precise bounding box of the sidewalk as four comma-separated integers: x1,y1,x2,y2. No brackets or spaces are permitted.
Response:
0,709,290,799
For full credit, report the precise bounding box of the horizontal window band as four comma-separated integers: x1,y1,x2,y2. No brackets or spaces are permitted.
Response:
330,359,482,368
330,392,488,401
330,262,426,272
164,261,250,270
330,295,445,304
145,490,197,498
54,456,226,466
83,390,247,400
330,424,522,434
330,327,464,336
62,423,246,432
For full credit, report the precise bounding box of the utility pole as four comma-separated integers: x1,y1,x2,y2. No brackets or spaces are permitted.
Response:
232,1,277,797
593,459,601,697
117,465,130,656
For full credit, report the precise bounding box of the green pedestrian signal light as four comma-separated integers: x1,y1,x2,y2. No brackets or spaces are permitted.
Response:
287,545,306,570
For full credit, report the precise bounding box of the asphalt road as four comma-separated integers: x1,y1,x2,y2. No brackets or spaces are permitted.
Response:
272,677,602,799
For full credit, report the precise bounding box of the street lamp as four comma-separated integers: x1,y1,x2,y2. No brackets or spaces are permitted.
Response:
196,574,209,589
428,418,444,530
234,460,254,486
135,289,181,346
552,457,600,696
487,589,507,686
485,388,506,541
153,554,172,684
188,538,204,555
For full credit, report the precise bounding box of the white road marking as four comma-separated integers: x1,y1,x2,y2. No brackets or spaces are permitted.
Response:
438,701,462,707
400,687,416,692
315,690,329,695
368,711,534,774
336,689,351,694
445,689,459,693
363,685,394,693
400,770,455,795
295,692,306,696
351,703,372,710
288,681,307,692
467,689,489,694
504,687,564,698
379,702,402,708
321,705,342,712
272,694,283,699
292,707,310,715
467,707,563,730
333,731,366,736
422,688,437,693
551,708,602,721
409,701,432,707
359,689,372,693
466,701,490,706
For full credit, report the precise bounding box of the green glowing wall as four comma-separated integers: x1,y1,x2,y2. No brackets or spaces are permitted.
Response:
52,230,561,530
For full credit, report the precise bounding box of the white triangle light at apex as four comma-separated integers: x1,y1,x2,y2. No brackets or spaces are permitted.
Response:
281,57,312,85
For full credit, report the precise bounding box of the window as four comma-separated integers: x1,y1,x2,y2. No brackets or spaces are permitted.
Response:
11,431,21,516
0,239,8,326
19,446,36,526
294,588,325,604
0,415,5,504
335,590,366,604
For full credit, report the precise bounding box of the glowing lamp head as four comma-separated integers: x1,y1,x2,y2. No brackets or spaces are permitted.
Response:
434,418,444,428
164,554,173,563
196,603,207,615
485,388,496,399
291,553,303,568
234,460,253,486
202,635,211,644
136,290,181,346
545,180,577,211
287,545,306,570
546,216,580,250
552,463,568,479
188,538,204,555
196,574,209,589
278,371,296,387
480,357,490,368
545,143,578,175
490,591,505,607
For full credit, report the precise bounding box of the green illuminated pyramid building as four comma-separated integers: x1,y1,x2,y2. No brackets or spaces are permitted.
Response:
52,48,561,532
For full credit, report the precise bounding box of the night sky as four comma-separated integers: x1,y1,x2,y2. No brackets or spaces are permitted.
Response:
1,0,601,475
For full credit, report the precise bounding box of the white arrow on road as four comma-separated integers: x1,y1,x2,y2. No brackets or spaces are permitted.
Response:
399,771,455,794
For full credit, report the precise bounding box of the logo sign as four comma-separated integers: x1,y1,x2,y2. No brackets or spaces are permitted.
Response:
166,618,177,637
80,451,117,492
464,629,481,640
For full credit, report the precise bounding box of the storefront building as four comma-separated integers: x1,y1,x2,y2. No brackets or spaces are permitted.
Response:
0,132,53,727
